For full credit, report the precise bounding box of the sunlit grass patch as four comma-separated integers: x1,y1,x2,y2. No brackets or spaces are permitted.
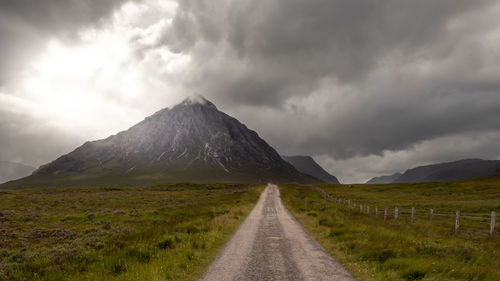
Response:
0,183,263,281
281,182,500,281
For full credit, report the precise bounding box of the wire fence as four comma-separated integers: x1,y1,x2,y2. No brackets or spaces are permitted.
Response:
316,187,498,236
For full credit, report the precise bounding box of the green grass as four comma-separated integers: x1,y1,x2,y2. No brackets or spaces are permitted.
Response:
280,180,500,281
0,183,263,281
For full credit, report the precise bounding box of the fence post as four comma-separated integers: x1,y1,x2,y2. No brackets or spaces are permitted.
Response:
367,206,370,215
411,207,415,223
348,200,351,207
491,211,496,236
395,207,399,220
375,207,378,218
455,211,460,232
384,208,387,221
360,205,363,213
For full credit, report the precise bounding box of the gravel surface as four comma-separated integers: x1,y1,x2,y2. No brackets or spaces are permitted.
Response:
201,184,355,281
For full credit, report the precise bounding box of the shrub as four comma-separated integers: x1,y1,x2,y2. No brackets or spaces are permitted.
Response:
329,229,346,237
307,211,317,217
361,249,396,263
158,237,174,250
186,225,199,234
208,209,230,219
318,218,334,227
125,249,151,263
110,259,126,276
402,270,425,281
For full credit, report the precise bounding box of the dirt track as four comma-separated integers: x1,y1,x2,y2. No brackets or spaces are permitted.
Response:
201,184,355,281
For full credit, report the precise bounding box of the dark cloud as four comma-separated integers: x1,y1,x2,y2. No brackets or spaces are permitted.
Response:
142,0,500,167
154,0,493,103
0,0,134,83
2,0,500,182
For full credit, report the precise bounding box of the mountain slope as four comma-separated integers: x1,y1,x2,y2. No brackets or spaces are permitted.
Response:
366,173,402,184
0,161,35,184
282,155,340,184
2,97,317,188
393,159,500,183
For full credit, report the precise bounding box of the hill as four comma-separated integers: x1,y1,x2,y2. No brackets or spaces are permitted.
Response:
0,161,35,184
366,159,500,184
282,155,340,184
1,96,317,189
394,158,500,183
366,172,402,184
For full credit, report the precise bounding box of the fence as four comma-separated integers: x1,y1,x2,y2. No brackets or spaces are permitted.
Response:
316,188,497,236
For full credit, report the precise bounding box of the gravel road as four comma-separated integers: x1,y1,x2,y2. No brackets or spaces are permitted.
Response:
201,184,355,281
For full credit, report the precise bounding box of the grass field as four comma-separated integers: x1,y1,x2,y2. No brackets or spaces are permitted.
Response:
0,183,263,281
281,179,500,281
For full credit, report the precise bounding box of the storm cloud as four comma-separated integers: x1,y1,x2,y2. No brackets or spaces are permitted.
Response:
1,0,500,182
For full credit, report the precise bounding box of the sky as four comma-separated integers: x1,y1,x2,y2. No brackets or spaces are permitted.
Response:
1,0,500,183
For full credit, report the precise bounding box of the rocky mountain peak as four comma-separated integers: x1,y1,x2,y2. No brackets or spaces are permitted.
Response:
5,97,318,187
175,94,217,110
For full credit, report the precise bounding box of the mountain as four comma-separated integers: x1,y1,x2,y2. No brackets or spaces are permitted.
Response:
366,172,402,184
367,159,500,184
1,96,318,189
282,155,340,184
0,161,35,184
393,159,500,183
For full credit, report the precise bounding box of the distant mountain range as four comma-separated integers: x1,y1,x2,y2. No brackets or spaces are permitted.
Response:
2,96,317,188
366,172,402,184
0,161,35,184
366,159,500,184
282,155,340,184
